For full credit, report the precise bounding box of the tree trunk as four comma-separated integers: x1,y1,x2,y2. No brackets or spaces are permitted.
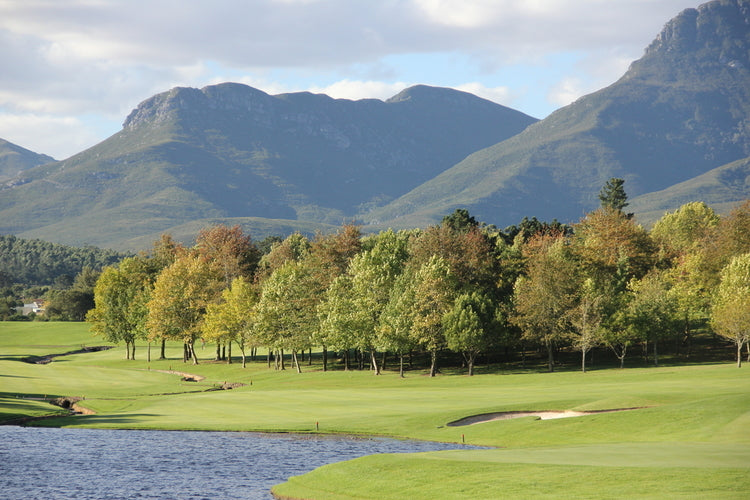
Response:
309,348,312,366
429,349,438,377
227,342,232,364
160,338,166,360
190,341,199,365
147,342,151,363
239,345,246,368
381,351,387,372
344,350,350,371
183,343,189,363
215,342,221,361
738,341,743,368
280,349,285,370
322,346,328,372
370,350,380,375
292,350,301,373
125,343,130,360
545,339,554,372
467,353,475,376
653,341,658,367
399,353,404,378
581,348,586,373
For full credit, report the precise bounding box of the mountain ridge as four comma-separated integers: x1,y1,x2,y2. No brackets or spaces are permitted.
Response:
364,0,750,229
0,84,536,249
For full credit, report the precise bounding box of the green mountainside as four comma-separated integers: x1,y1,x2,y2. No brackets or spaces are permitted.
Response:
366,0,750,229
0,84,535,250
629,155,750,225
0,139,55,182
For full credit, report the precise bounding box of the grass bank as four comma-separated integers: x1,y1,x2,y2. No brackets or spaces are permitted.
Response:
1,322,749,498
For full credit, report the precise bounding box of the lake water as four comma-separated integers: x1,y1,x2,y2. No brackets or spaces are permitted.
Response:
0,426,471,499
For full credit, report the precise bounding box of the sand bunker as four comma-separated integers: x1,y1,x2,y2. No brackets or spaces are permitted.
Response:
447,408,642,426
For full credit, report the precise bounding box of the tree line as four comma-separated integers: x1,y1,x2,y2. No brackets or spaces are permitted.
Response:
86,180,750,372
0,236,129,320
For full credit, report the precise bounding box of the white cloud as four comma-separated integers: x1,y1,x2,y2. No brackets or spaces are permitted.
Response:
0,0,703,156
309,80,412,101
455,83,514,106
0,113,108,159
547,77,590,107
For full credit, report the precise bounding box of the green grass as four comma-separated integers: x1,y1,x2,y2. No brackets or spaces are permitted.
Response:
1,322,749,499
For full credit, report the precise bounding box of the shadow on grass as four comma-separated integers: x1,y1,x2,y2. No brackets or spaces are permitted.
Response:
32,413,160,427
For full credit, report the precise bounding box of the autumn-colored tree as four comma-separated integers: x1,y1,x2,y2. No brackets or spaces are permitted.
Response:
146,254,223,364
574,207,656,284
410,222,498,293
201,277,259,367
255,232,311,281
512,234,578,372
195,224,260,286
307,223,361,288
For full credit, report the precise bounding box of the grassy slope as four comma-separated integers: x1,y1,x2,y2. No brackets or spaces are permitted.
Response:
1,322,749,499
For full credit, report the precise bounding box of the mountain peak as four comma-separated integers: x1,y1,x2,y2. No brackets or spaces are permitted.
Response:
636,0,750,74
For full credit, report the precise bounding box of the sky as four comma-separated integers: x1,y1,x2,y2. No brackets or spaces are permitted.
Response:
0,0,702,160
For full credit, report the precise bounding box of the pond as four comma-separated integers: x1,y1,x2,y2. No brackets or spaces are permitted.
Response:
0,426,473,499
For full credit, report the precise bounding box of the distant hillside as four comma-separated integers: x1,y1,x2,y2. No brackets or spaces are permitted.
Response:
0,84,536,250
630,155,750,225
366,0,750,229
0,139,54,182
0,234,127,285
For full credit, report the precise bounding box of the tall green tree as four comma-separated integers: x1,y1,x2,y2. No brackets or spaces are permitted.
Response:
410,256,457,377
255,260,318,373
626,270,680,366
711,253,750,367
377,270,418,377
348,230,410,374
566,277,604,373
87,257,152,359
443,291,495,376
651,201,719,259
598,177,629,212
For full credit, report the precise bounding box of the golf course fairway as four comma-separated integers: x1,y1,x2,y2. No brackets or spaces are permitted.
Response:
2,322,748,499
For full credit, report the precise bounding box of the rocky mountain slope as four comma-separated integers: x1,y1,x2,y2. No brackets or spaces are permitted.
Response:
366,0,750,229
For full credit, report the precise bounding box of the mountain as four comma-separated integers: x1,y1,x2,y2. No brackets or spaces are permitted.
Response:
0,84,536,250
0,139,55,182
366,0,750,230
629,155,750,225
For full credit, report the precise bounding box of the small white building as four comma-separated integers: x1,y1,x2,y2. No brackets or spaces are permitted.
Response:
16,300,45,316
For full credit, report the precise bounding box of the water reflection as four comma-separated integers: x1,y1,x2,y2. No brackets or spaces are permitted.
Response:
0,426,472,499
